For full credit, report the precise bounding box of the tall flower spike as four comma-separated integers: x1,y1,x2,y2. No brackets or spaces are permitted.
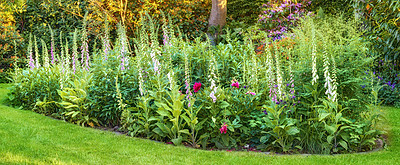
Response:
117,22,129,71
208,49,218,103
103,14,111,60
34,35,40,68
288,48,295,98
322,41,333,101
27,33,35,70
265,41,275,99
184,45,192,106
167,70,175,91
274,45,284,99
65,38,70,74
250,43,259,91
72,29,78,74
330,52,338,102
41,39,49,68
81,12,89,71
49,25,55,65
135,44,146,96
60,31,65,73
311,24,319,85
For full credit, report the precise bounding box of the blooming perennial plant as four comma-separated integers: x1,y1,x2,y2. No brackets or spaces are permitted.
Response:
193,82,201,93
34,35,40,68
81,14,90,71
41,39,49,68
72,29,78,74
220,123,228,134
311,25,319,85
208,51,218,103
27,34,35,70
258,0,312,41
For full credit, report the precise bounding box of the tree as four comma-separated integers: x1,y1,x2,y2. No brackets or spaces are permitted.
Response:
208,0,227,45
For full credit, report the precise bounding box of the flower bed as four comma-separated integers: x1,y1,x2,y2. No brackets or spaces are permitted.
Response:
8,13,383,154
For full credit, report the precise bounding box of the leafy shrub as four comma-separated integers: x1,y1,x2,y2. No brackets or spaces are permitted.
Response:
354,1,400,107
308,0,353,18
227,0,267,24
9,66,62,114
0,1,25,80
88,49,139,126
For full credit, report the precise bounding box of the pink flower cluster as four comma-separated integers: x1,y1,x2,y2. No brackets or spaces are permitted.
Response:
246,91,256,95
220,123,228,134
193,82,201,93
231,79,239,88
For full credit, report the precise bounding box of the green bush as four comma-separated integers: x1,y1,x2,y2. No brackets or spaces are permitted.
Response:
355,1,400,107
88,49,139,126
228,0,267,24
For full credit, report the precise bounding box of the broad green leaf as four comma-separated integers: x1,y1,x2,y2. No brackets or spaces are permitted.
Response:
171,136,183,146
178,129,191,135
327,135,334,143
286,127,299,135
325,124,336,135
219,101,230,109
319,112,331,121
339,140,348,150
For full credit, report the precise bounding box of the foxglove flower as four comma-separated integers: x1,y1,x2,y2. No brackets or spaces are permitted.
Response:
27,34,35,70
311,26,319,85
208,52,219,103
34,35,40,68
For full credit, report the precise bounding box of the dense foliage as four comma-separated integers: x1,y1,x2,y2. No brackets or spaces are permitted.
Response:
7,10,384,154
358,0,400,107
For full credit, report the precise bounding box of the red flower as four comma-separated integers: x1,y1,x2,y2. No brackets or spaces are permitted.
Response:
231,82,239,88
220,123,228,134
193,82,202,93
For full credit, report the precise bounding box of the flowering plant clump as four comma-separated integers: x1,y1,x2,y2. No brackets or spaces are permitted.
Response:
258,0,312,41
245,91,256,95
8,12,385,154
193,82,202,93
231,79,239,88
219,123,228,134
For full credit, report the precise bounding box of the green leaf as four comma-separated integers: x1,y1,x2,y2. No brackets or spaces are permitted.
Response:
286,127,299,135
157,109,170,117
221,135,229,147
325,124,336,135
156,123,171,135
153,128,165,137
178,129,191,135
171,136,183,146
260,135,269,143
219,101,230,109
319,112,331,121
327,135,334,144
181,115,191,125
339,140,348,150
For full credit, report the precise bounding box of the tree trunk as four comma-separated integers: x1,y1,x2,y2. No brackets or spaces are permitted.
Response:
208,0,227,45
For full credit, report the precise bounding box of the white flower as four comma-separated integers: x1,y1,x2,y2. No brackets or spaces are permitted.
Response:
311,27,319,85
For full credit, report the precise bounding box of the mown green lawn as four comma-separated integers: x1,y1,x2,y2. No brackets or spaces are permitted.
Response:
0,83,399,165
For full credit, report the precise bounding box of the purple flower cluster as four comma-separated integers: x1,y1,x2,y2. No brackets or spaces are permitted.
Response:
258,0,312,41
386,81,396,90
